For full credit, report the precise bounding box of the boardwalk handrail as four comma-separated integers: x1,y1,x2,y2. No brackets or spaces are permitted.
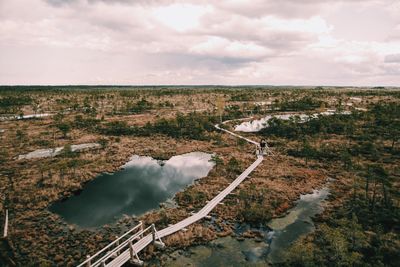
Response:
214,124,259,146
90,225,152,267
77,223,166,267
77,222,143,267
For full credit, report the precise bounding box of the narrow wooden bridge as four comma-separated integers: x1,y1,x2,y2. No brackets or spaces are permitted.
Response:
78,122,266,267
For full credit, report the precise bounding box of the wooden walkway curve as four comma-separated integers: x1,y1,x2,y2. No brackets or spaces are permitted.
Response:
79,122,266,267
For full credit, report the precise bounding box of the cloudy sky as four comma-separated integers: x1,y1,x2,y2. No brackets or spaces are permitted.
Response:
0,0,399,86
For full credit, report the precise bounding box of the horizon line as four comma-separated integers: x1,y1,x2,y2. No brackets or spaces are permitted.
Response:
0,84,397,88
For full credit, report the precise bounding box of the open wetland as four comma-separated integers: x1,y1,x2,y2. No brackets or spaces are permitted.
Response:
1,87,399,266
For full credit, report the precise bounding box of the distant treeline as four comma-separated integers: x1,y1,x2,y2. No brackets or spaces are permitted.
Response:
71,111,218,141
261,102,399,143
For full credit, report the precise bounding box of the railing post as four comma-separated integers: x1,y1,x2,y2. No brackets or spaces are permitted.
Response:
3,209,8,238
129,240,143,266
86,255,91,267
115,235,120,255
151,224,156,243
129,241,134,261
101,260,106,267
139,221,143,238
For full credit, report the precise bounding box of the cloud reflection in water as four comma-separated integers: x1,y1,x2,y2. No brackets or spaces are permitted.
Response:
50,152,214,228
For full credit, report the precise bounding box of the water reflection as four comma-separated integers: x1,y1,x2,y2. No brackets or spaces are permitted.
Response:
50,152,214,228
266,188,329,263
164,188,329,265
234,110,350,132
165,237,269,267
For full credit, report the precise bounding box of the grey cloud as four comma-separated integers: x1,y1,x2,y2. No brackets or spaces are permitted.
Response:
154,52,258,69
44,0,137,7
194,15,319,59
382,64,400,75
45,0,77,6
214,0,376,19
194,55,263,66
385,54,400,63
44,0,174,7
43,0,377,24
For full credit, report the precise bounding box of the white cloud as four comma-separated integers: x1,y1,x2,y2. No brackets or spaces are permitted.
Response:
190,36,273,60
260,16,332,34
152,3,212,32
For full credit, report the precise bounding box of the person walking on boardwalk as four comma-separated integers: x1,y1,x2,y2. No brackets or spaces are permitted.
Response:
259,138,266,155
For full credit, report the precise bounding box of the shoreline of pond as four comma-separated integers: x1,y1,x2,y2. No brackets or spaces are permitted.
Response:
159,185,331,266
49,151,215,229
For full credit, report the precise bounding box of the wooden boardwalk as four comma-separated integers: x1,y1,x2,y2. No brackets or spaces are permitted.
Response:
79,123,265,267
214,124,259,146
106,156,263,267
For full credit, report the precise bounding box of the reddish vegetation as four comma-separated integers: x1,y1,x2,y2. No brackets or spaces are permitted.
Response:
3,88,394,266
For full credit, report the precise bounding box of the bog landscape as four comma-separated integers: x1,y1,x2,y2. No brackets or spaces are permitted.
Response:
0,86,399,266
1,0,400,266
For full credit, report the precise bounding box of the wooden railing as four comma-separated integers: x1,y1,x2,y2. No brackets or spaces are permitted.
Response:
77,222,143,267
77,222,164,267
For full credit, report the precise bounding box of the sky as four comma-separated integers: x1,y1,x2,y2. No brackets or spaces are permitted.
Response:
0,0,399,86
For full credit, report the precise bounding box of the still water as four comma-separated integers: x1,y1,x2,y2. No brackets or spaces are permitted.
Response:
267,188,329,263
165,188,329,266
234,110,350,132
50,152,214,228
